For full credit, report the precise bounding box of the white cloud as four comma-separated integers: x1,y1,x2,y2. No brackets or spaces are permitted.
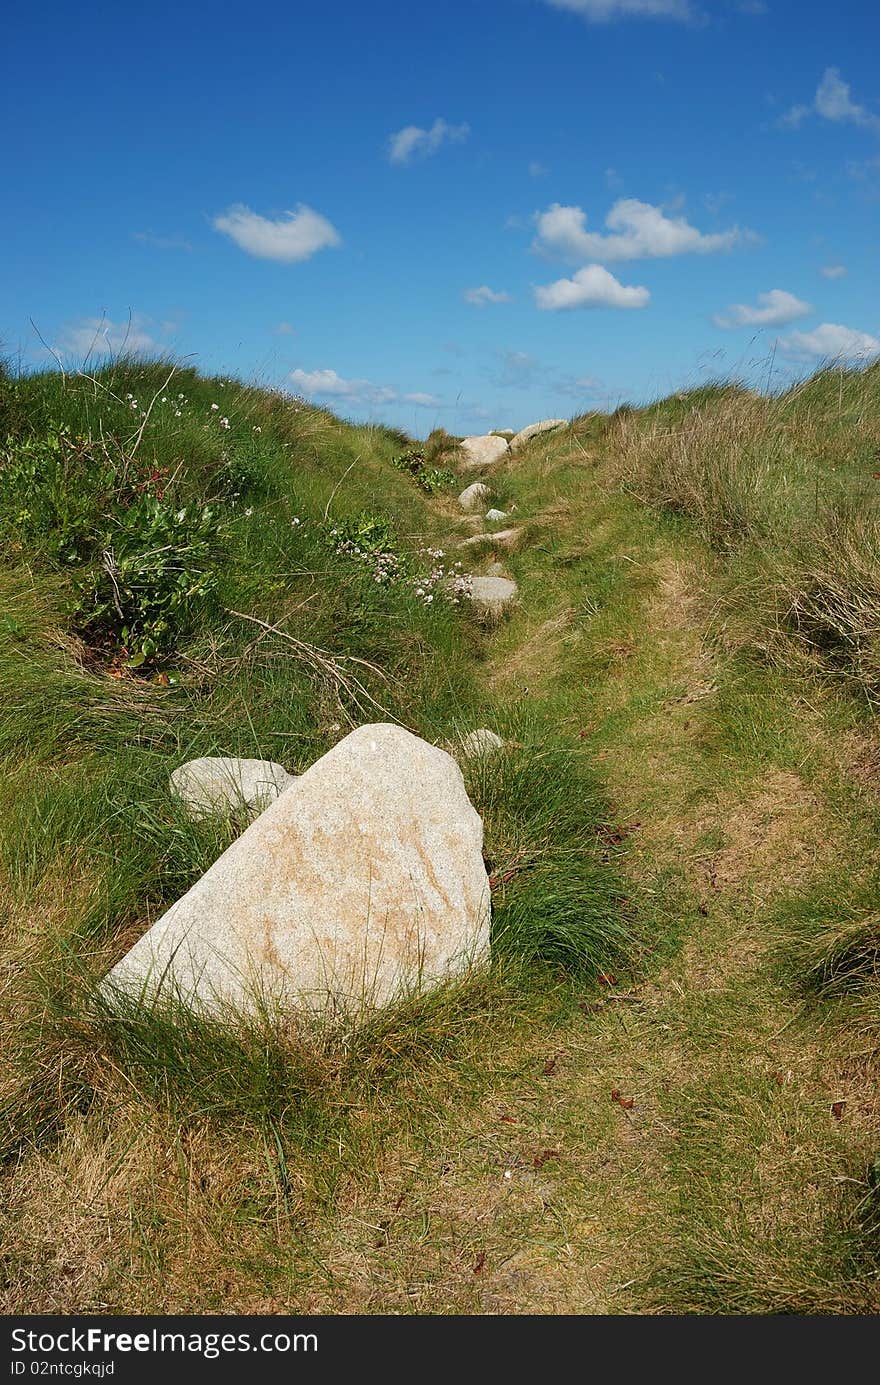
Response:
534,198,752,263
289,368,356,396
543,0,697,21
463,285,511,307
212,204,340,262
780,104,810,129
776,322,880,362
782,68,880,135
288,368,438,408
387,117,470,165
59,315,162,359
816,68,880,130
713,288,811,329
820,264,847,279
553,371,605,399
274,321,295,334
528,160,548,177
535,264,650,310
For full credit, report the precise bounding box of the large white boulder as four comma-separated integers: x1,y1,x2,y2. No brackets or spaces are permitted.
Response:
171,757,295,820
458,482,492,512
458,435,510,471
105,726,490,1019
510,419,567,453
468,575,518,623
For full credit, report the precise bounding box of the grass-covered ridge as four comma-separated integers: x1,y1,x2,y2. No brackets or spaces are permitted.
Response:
3,354,880,1313
0,358,640,1312
601,362,880,702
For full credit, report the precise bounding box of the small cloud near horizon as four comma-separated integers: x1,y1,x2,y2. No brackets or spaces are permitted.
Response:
713,288,811,329
55,313,169,360
776,321,880,362
289,366,440,408
820,264,847,279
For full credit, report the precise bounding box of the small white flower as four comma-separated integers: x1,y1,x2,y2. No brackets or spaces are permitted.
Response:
244,507,254,518
503,1170,512,1181
211,403,219,411
252,425,262,433
174,409,182,417
219,417,230,429
161,396,167,403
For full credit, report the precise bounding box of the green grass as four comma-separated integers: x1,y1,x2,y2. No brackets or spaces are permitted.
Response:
4,353,880,1313
0,357,643,1311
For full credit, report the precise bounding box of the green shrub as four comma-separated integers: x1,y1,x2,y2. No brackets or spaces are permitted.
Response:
391,448,455,494
0,427,117,564
74,493,223,667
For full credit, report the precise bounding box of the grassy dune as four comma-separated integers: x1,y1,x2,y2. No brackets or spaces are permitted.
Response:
1,356,879,1312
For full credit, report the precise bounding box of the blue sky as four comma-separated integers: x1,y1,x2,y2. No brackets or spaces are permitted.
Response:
2,0,879,435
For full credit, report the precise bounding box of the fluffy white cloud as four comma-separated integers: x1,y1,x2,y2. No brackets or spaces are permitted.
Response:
534,199,751,263
820,264,847,280
782,68,880,135
59,315,162,359
776,322,880,362
713,288,812,329
289,368,438,408
535,264,650,310
387,118,469,165
213,204,340,262
544,0,696,20
463,285,511,307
